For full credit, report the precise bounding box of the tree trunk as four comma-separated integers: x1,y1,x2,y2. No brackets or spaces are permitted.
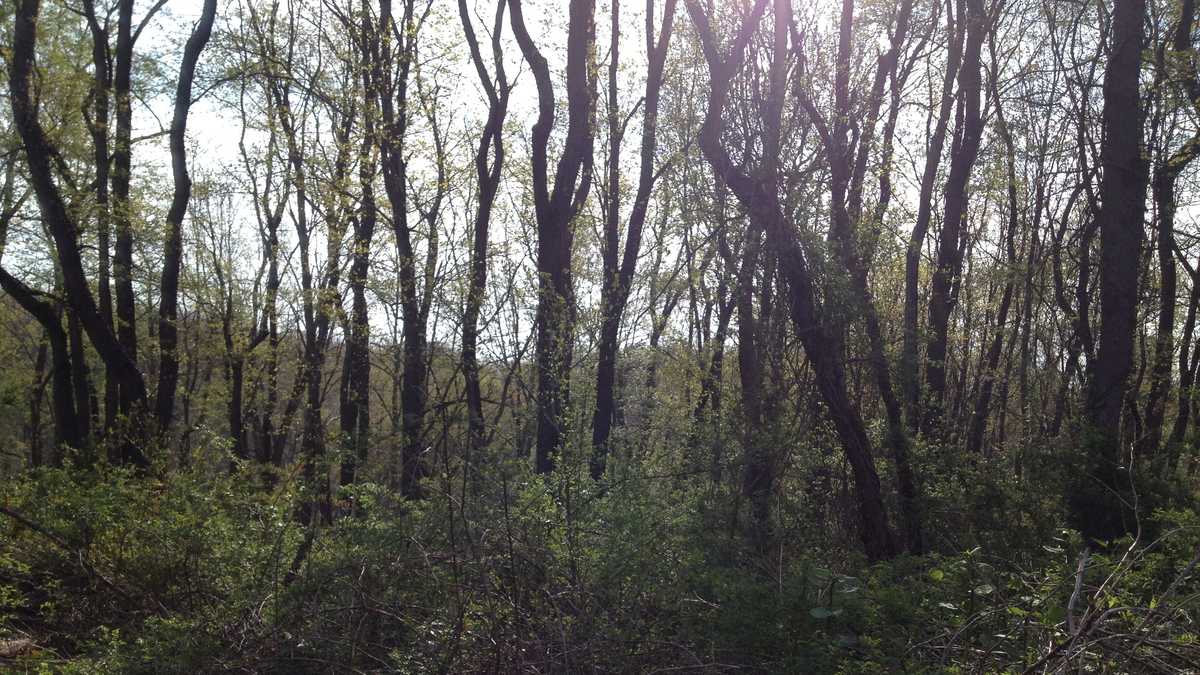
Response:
803,0,922,553
228,355,246,460
68,309,92,451
735,224,769,548
1143,166,1180,457
339,124,377,488
459,0,509,456
1146,0,1200,459
112,0,138,417
82,0,118,435
590,0,676,478
9,0,149,465
1076,0,1148,542
510,0,598,474
924,0,987,433
366,0,430,496
156,0,217,431
0,270,82,456
902,0,962,431
966,72,1019,457
1167,265,1200,465
28,337,47,467
685,0,898,560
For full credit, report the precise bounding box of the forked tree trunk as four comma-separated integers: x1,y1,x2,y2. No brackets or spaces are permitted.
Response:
924,0,988,433
460,0,510,455
590,0,676,478
510,0,598,474
686,0,898,560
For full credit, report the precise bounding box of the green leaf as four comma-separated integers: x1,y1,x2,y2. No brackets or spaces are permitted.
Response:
929,569,945,582
1041,605,1066,625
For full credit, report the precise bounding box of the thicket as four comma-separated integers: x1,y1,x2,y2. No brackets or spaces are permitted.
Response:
3,434,1199,673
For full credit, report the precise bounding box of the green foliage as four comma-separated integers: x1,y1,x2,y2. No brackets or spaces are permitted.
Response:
3,438,1200,672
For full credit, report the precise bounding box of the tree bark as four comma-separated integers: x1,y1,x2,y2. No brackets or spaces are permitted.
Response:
81,0,118,434
68,310,92,450
9,0,149,466
924,0,988,433
339,63,378,488
590,0,677,478
902,0,961,432
28,337,47,467
1076,0,1148,542
112,0,138,417
966,70,1019,457
686,0,897,560
802,0,923,554
367,0,433,496
0,269,82,456
155,0,217,432
460,0,509,458
1145,0,1200,459
510,0,598,474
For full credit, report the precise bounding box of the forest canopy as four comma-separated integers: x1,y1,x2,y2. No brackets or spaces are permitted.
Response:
1,0,1200,670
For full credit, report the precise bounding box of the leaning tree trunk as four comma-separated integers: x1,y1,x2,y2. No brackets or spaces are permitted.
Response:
686,0,898,561
802,0,922,554
9,0,148,465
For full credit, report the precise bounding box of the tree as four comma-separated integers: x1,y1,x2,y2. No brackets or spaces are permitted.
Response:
9,0,150,465
924,0,990,434
1075,0,1149,542
509,0,598,474
155,0,219,432
685,0,897,560
365,0,438,497
589,0,677,479
459,0,511,457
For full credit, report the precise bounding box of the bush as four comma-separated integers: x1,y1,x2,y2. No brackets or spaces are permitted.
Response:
3,440,1200,672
